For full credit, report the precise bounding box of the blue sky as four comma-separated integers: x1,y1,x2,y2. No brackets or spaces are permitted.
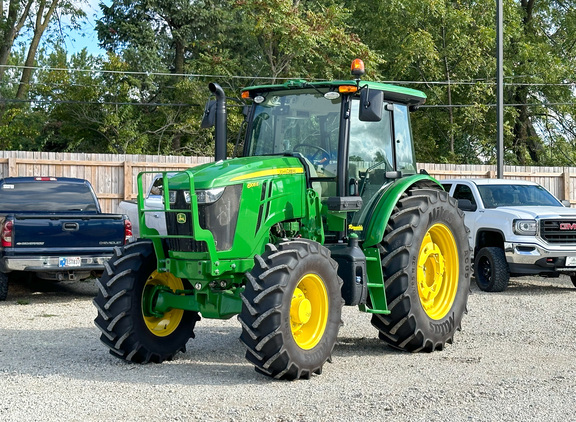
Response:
62,0,108,56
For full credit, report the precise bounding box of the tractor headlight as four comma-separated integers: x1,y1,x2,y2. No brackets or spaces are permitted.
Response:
163,191,190,205
195,187,225,204
513,219,537,235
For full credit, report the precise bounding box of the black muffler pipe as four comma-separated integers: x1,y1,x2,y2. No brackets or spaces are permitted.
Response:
209,82,227,162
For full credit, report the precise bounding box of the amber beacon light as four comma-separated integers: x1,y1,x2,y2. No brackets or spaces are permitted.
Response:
350,59,365,77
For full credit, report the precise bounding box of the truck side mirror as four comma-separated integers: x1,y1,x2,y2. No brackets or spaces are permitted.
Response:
201,100,216,128
359,88,383,122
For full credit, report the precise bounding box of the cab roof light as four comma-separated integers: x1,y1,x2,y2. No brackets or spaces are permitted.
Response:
241,91,251,100
351,59,365,78
338,85,358,94
34,177,57,181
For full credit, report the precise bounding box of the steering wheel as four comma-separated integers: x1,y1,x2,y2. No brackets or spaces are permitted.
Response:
293,144,331,164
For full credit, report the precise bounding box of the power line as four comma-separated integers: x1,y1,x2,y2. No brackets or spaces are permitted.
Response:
2,96,575,108
0,98,246,107
2,64,576,87
422,102,576,108
0,64,290,81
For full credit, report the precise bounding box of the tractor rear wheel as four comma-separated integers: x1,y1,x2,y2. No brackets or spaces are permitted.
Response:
239,239,343,380
371,188,471,352
93,240,200,363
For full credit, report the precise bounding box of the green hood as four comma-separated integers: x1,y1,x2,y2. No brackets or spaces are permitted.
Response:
169,155,306,190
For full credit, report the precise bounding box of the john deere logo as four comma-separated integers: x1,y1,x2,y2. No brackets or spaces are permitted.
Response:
177,213,187,224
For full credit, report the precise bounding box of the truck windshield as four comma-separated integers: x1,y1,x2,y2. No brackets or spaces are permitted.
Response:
247,89,341,178
478,184,561,208
0,181,98,212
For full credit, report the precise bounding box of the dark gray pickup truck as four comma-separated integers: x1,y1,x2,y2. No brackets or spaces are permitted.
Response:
0,177,133,300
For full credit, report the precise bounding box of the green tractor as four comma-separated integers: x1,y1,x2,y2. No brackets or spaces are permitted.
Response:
94,60,471,380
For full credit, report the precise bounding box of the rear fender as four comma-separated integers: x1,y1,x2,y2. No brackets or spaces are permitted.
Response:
362,174,441,248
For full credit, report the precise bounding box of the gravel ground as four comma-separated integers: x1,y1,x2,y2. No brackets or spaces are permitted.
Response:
1,275,576,422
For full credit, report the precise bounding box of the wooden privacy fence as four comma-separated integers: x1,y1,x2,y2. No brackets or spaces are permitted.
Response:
0,151,575,212
0,152,212,213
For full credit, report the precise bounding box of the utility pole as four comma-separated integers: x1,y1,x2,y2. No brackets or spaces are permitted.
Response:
496,0,504,178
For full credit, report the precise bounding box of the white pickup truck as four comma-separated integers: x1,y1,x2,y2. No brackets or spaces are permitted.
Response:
441,178,576,291
118,173,174,239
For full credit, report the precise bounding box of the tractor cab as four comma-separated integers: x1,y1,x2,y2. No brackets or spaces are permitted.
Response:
239,60,426,241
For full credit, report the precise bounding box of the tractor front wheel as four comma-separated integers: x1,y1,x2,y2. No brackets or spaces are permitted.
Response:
239,239,343,380
93,240,200,363
372,187,471,352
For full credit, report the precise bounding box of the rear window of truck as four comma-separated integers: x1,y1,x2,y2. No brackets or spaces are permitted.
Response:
0,181,98,213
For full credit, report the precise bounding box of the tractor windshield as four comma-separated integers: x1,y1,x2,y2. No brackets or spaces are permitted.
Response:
247,89,341,178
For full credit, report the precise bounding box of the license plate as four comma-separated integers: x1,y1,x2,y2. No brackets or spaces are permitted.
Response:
59,257,81,267
566,256,576,267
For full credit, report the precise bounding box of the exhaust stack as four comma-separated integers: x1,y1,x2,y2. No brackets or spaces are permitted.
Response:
209,82,227,162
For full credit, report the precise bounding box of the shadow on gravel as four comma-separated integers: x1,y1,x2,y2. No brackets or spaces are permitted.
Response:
2,320,407,387
5,277,98,303
1,278,466,385
335,336,398,357
0,324,269,386
470,278,575,296
1,323,403,386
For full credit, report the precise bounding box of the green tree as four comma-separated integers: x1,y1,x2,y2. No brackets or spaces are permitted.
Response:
231,0,379,82
349,0,497,164
504,0,576,165
348,0,576,166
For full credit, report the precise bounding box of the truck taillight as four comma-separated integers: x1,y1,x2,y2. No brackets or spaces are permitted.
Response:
1,220,13,247
124,219,133,244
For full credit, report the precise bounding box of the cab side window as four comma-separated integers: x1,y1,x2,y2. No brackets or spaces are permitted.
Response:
393,105,416,174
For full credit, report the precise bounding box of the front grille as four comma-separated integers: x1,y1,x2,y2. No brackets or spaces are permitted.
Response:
540,220,576,244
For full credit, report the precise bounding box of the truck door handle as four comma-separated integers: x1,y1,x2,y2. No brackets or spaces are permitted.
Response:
62,222,79,231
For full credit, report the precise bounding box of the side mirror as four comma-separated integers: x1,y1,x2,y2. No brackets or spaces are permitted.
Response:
200,100,216,128
562,199,571,207
359,88,383,122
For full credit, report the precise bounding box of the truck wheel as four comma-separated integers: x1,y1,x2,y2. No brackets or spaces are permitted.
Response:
239,239,343,380
474,247,509,292
0,272,8,301
371,188,471,352
93,240,200,363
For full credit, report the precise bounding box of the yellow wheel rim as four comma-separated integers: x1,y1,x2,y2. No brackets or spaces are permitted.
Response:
290,273,328,350
417,223,459,320
142,271,185,337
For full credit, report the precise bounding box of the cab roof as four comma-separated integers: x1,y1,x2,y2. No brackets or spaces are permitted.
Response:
241,79,427,106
